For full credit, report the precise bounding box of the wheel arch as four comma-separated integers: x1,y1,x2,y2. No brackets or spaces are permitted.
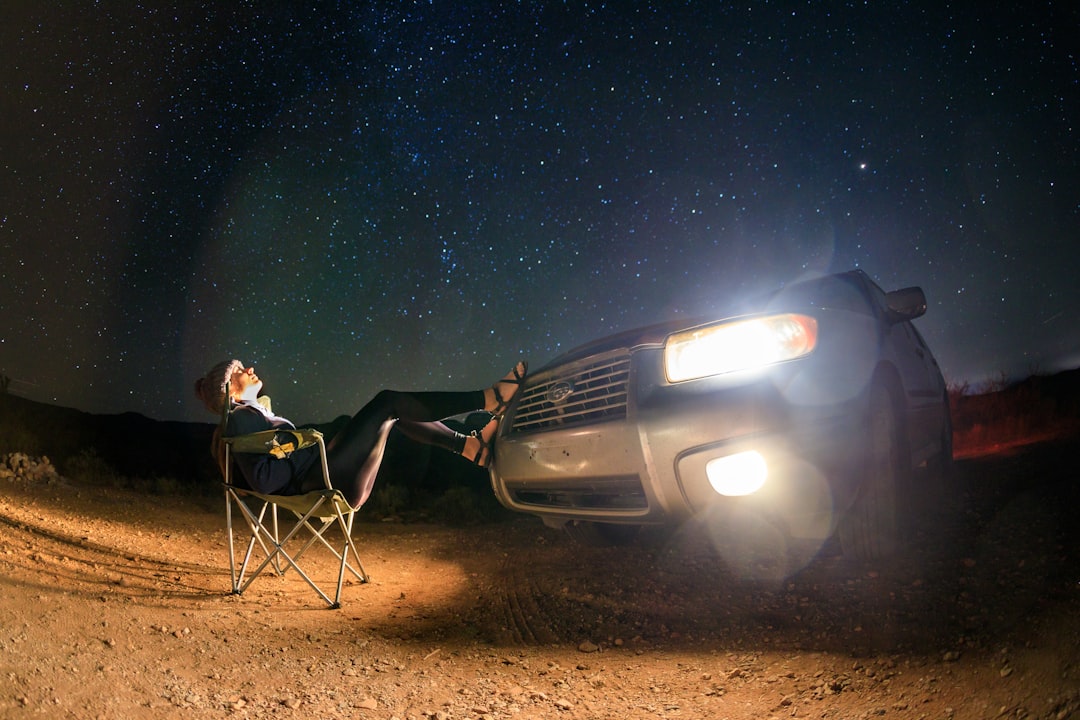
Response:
869,361,911,463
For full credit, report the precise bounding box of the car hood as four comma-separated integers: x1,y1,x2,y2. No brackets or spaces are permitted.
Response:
535,270,869,374
537,315,717,371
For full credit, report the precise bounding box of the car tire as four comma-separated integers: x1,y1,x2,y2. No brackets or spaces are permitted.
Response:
563,521,641,547
838,382,908,562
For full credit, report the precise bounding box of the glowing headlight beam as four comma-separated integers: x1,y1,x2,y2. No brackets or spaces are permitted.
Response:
664,313,818,383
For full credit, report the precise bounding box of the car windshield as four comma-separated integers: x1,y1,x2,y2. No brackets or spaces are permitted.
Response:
762,272,873,315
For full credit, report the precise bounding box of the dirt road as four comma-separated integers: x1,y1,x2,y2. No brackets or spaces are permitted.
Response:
1,439,1078,719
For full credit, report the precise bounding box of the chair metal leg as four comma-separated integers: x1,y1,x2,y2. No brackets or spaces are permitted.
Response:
224,484,369,607
226,487,239,594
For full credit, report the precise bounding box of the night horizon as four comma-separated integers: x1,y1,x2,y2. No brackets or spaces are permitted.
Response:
2,2,1077,424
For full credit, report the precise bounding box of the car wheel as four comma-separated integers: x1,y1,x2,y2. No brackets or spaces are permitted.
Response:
563,521,641,547
838,383,907,562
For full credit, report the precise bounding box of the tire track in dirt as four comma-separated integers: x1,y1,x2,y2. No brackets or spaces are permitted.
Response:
488,557,561,645
0,494,220,602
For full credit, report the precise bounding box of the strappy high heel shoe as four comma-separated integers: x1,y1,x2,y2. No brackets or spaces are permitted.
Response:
468,416,499,468
490,361,528,417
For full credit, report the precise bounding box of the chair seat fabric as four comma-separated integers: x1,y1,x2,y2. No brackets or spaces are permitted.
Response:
235,487,355,519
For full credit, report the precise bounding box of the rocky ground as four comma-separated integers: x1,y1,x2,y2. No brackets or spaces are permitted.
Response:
1,437,1078,720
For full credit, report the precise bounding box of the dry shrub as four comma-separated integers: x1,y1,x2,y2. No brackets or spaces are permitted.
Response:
949,370,1080,455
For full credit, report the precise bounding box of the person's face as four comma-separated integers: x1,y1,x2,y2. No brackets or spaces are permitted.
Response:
229,365,263,400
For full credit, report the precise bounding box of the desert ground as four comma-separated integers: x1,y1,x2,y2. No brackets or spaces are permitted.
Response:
1,436,1078,720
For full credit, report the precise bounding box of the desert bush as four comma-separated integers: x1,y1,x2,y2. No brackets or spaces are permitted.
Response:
57,448,202,496
429,485,511,526
63,448,122,487
364,483,411,519
0,453,60,484
0,427,43,457
949,369,1080,455
148,475,181,495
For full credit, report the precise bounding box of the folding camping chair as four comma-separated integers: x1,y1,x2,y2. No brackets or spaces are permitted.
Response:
214,393,394,608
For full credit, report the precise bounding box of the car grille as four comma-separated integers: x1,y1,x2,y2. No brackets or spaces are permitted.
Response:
509,352,631,433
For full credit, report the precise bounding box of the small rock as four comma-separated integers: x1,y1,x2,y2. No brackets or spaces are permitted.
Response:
578,641,599,653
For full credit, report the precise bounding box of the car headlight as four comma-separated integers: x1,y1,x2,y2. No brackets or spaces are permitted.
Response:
664,313,818,382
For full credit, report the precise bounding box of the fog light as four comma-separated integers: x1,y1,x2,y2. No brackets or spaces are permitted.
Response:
706,451,767,496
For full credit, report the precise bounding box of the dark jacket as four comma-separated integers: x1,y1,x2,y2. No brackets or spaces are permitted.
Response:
225,399,318,494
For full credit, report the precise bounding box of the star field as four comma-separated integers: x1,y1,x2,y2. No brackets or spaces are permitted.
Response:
1,2,1078,423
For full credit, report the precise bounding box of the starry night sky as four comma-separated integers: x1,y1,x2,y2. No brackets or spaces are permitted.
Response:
2,2,1078,424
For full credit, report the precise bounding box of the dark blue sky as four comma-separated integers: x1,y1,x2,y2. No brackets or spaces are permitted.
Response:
2,2,1078,423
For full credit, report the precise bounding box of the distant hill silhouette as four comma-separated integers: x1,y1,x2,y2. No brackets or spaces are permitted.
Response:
0,393,220,486
3,367,1077,496
0,393,495,497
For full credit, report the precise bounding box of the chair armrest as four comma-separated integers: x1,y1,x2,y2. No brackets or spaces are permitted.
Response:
224,428,324,459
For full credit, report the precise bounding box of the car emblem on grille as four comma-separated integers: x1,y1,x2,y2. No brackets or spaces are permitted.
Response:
547,381,574,404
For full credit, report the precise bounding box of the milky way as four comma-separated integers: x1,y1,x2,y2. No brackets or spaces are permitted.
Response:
2,2,1077,423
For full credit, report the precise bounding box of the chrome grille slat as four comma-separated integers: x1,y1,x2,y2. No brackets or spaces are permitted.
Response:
509,352,631,433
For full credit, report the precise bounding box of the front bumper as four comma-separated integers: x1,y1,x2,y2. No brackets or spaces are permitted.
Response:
489,347,866,537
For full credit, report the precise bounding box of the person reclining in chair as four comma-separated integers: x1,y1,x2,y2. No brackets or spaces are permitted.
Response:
194,359,527,508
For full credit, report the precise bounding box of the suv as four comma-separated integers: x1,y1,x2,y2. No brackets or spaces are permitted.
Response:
489,270,951,561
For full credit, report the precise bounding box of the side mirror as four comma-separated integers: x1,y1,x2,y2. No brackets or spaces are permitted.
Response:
885,286,927,323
